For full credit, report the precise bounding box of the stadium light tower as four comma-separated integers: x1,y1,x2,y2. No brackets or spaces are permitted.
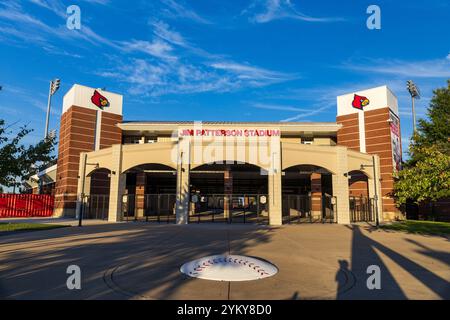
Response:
44,79,61,139
406,80,420,134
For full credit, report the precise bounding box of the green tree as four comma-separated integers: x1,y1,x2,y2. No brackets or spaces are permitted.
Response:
394,145,450,206
0,119,55,191
408,80,450,164
394,80,450,207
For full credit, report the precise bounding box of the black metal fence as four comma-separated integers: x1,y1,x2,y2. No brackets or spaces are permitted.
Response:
121,194,177,223
83,195,109,220
349,196,375,222
282,194,336,224
189,194,269,224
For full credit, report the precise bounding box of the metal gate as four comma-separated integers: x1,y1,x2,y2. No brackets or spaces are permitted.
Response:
121,194,176,223
282,194,336,223
190,194,269,224
349,196,375,222
84,195,109,220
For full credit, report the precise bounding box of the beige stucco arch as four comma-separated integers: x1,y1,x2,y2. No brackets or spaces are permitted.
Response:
188,140,274,171
121,142,178,173
84,148,114,177
281,143,338,174
346,149,375,179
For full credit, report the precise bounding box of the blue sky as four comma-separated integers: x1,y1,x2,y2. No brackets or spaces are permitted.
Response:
0,0,449,157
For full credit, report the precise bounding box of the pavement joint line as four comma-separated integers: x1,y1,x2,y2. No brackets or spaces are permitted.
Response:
101,225,190,299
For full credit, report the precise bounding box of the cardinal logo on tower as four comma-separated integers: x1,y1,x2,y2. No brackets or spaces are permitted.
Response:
91,90,109,109
352,94,370,110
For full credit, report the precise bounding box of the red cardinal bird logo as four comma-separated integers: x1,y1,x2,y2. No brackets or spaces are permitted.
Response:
352,94,370,110
91,90,109,109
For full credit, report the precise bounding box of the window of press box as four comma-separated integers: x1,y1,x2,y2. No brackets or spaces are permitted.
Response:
122,136,158,144
122,136,141,144
301,137,314,145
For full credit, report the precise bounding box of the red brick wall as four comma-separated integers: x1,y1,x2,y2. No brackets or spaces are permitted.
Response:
54,106,122,217
310,173,322,214
364,107,400,215
100,112,123,149
90,169,111,195
348,171,369,197
336,113,360,151
337,107,402,218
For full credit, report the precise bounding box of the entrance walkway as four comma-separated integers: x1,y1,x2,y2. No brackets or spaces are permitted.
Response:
0,223,448,299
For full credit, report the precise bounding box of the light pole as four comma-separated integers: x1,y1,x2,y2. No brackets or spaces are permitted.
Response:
44,79,61,139
406,80,420,134
361,155,380,227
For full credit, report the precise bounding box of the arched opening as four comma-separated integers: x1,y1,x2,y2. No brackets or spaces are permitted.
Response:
348,170,374,222
348,170,369,197
282,165,334,223
123,163,177,222
190,162,269,224
86,168,111,220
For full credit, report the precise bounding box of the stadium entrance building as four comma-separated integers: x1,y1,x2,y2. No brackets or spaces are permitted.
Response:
50,84,403,225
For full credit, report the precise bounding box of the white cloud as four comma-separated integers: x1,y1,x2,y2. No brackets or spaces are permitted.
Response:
158,0,211,24
151,20,187,47
0,2,294,96
120,39,176,61
244,0,344,24
252,103,311,112
98,56,294,96
0,2,118,50
343,57,450,78
210,62,295,84
29,0,66,17
280,104,333,122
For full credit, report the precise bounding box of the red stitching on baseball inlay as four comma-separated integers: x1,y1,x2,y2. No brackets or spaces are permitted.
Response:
186,256,272,278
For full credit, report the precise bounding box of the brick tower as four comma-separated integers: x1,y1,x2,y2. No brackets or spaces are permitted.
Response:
336,86,403,220
53,84,123,217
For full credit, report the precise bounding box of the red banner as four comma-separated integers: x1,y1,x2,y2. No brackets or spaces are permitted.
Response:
0,194,54,218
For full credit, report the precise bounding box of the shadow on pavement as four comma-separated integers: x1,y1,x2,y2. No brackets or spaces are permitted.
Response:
336,225,450,299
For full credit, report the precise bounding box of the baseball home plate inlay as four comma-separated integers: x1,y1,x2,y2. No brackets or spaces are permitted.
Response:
180,255,278,281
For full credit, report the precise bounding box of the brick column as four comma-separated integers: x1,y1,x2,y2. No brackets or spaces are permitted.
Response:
337,88,403,221
310,173,322,220
54,107,97,218
135,172,146,218
53,85,123,218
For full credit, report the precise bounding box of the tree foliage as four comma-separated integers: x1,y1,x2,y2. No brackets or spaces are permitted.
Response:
407,80,450,164
0,119,55,190
394,146,450,205
394,80,450,206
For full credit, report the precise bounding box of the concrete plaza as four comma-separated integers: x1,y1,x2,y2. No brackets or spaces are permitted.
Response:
0,220,449,300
